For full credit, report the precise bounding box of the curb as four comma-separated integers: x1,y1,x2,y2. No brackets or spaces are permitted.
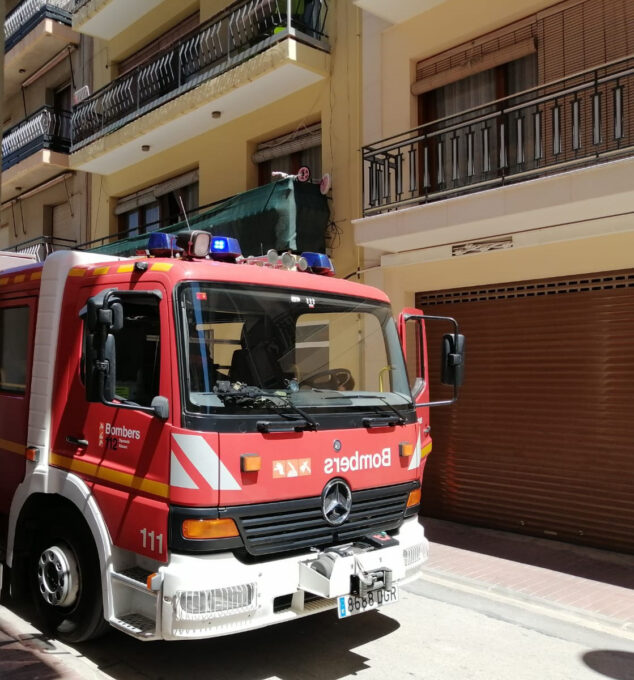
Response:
411,570,634,644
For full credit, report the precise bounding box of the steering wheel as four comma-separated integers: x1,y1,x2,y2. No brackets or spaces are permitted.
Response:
300,368,354,390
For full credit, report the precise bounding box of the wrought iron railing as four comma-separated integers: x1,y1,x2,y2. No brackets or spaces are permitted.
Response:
4,0,73,52
362,56,634,216
4,236,76,261
71,0,329,150
2,107,72,171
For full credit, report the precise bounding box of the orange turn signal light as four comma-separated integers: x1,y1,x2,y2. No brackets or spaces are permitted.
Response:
241,453,261,472
399,442,414,458
25,446,39,462
407,488,422,508
182,518,240,540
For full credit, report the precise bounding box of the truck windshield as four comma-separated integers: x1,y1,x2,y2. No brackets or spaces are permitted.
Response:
177,283,412,416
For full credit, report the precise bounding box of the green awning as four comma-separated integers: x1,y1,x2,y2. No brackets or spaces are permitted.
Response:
91,178,329,257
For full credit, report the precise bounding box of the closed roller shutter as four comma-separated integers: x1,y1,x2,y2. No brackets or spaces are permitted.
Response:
417,270,634,553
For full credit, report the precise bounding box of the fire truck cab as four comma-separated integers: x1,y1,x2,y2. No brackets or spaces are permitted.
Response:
0,232,463,642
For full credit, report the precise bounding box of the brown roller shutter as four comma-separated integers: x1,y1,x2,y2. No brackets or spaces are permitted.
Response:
417,270,634,553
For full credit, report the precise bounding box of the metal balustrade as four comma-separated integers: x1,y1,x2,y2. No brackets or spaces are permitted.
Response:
4,236,76,262
362,56,634,216
71,0,329,150
4,0,73,52
2,107,72,171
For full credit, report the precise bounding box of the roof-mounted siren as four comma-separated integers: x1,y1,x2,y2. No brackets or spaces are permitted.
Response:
175,230,211,259
301,252,335,276
147,232,181,257
210,236,242,262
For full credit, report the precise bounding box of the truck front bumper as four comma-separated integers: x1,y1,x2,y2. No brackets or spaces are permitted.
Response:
159,516,427,640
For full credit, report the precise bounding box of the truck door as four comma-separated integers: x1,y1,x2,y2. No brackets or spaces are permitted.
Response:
52,283,173,562
0,298,36,516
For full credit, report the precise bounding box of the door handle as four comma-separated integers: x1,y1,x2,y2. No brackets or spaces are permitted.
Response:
66,436,89,447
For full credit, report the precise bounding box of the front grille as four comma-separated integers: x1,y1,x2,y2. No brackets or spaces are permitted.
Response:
228,482,414,557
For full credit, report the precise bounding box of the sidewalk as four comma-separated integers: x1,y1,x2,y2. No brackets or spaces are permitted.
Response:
419,517,634,640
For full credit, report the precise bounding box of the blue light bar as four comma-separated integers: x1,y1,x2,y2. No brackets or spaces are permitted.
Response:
210,236,242,262
147,232,179,256
301,252,335,276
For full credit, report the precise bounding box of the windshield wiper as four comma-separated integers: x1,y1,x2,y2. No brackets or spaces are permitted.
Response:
213,381,318,432
323,393,408,427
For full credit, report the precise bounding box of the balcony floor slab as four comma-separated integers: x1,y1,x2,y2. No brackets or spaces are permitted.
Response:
1,151,70,201
73,0,164,40
70,39,328,176
353,155,634,256
4,19,79,100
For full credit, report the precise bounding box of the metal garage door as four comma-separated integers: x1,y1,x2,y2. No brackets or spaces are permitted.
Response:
416,270,634,553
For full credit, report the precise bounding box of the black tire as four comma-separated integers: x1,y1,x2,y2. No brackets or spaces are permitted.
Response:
30,510,109,643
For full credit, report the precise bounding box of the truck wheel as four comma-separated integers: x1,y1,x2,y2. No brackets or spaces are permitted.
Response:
30,511,109,643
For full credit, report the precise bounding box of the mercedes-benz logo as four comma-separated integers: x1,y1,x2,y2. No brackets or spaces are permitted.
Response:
321,479,352,526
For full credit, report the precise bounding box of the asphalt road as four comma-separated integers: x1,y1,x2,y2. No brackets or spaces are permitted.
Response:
2,578,634,680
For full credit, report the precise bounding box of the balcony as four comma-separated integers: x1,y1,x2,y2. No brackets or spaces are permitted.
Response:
4,0,79,99
70,0,329,175
2,235,76,261
356,56,634,254
2,107,72,200
72,0,165,40
363,56,634,218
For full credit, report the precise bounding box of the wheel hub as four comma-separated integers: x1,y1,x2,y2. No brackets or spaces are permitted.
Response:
37,544,79,607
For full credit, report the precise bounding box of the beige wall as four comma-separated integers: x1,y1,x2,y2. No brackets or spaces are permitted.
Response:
370,230,634,314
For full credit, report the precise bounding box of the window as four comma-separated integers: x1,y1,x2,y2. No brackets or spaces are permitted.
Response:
117,176,199,238
112,297,161,406
418,54,537,189
178,283,411,416
253,124,322,186
0,307,29,393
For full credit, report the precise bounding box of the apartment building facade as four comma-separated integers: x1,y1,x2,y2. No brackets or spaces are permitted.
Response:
65,0,360,278
1,0,90,255
355,0,634,552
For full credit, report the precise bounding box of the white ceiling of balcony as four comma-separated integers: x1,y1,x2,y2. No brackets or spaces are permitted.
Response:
353,0,447,24
71,62,324,176
73,0,164,39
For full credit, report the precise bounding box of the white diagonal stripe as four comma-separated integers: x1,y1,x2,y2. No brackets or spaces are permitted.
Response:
408,430,422,470
170,451,198,489
172,433,241,491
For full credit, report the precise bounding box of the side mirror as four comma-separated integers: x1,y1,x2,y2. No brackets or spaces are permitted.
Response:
441,333,465,387
151,396,170,420
85,332,116,403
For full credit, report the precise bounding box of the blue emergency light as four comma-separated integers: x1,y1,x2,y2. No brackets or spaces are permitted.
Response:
147,232,180,256
210,236,242,262
301,252,335,276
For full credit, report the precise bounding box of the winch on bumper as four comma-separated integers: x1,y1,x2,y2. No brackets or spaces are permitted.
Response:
159,516,427,640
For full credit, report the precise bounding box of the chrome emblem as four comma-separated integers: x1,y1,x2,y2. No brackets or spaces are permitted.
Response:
321,479,352,526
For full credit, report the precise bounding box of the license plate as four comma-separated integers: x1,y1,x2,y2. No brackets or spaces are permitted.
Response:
337,585,399,618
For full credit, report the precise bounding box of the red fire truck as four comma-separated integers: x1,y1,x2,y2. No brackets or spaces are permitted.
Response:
0,231,463,642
